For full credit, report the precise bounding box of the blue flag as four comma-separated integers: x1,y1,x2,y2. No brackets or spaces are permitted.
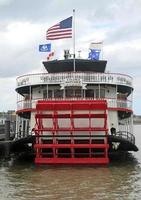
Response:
88,49,101,60
39,43,51,52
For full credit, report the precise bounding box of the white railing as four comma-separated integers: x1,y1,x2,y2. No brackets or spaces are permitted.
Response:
17,98,132,111
16,72,133,88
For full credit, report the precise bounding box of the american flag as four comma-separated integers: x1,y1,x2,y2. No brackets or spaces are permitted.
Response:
46,16,72,40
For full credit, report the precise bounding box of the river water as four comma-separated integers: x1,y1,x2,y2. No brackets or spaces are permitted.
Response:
0,125,141,200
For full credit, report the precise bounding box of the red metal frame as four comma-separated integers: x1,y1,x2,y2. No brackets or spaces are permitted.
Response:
34,100,109,164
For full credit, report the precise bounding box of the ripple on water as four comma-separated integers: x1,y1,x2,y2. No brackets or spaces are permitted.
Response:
0,125,141,200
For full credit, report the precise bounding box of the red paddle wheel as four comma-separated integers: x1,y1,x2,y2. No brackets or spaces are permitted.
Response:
34,100,109,164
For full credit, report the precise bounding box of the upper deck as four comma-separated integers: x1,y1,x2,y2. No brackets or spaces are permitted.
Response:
16,58,133,93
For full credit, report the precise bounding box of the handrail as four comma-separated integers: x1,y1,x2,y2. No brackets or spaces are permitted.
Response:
16,98,132,111
16,72,133,88
113,131,135,144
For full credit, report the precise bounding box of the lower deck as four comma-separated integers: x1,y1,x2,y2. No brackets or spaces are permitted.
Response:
15,99,137,165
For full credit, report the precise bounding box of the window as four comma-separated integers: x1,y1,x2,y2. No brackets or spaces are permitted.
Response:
75,89,81,97
95,88,105,98
43,90,47,99
95,89,99,98
66,89,74,97
100,89,105,98
48,90,52,98
54,90,63,98
85,89,94,98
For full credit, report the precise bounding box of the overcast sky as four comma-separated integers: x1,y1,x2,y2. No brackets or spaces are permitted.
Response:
0,0,141,114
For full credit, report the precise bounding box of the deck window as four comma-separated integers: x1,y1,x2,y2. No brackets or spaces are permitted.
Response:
43,90,47,99
75,89,81,97
66,89,74,97
100,89,105,98
54,90,63,98
66,88,82,98
48,90,53,98
95,88,105,98
85,89,94,98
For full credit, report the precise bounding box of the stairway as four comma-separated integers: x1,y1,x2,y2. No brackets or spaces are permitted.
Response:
34,100,109,164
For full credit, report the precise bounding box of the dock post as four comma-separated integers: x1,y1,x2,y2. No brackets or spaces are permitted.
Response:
4,120,11,158
5,120,10,141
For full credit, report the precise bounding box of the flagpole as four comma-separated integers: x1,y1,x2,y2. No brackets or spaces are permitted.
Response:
73,9,76,72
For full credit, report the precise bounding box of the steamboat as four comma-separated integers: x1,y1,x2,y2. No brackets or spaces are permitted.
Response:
15,51,138,164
